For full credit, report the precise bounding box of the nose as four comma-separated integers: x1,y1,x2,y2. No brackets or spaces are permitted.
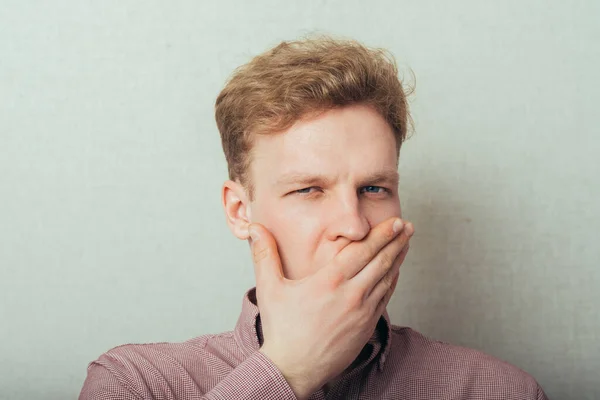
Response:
325,192,370,242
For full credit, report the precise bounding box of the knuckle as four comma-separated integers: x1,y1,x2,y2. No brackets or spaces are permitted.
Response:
326,269,345,290
382,223,396,241
362,239,378,260
346,290,364,310
377,251,393,272
386,264,400,287
382,272,394,289
358,308,372,327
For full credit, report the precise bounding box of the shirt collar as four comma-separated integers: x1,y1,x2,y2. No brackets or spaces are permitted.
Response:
233,286,392,372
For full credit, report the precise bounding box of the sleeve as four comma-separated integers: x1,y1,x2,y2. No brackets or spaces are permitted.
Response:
536,384,550,400
79,362,141,400
79,350,299,400
201,351,298,400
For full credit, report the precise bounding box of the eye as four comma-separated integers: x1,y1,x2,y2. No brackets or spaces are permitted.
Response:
360,186,389,194
294,187,318,195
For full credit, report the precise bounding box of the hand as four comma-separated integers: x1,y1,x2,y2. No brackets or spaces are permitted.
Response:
249,217,414,400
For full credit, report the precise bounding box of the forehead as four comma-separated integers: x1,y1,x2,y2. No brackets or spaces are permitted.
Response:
249,104,398,184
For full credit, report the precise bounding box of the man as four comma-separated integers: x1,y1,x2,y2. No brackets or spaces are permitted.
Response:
79,37,548,399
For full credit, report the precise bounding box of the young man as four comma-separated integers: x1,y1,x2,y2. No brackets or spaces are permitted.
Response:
79,37,548,399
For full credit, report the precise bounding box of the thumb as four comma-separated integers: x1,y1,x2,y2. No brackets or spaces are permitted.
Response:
248,223,284,288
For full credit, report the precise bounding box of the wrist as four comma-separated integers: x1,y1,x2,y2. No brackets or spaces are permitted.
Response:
259,347,315,400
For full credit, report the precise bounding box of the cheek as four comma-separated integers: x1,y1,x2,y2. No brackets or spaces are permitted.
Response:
253,199,317,243
364,198,402,225
260,204,324,278
253,200,300,231
270,210,322,252
258,197,321,229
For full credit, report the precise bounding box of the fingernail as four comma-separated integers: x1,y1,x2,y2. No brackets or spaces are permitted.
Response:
405,223,414,236
393,218,403,233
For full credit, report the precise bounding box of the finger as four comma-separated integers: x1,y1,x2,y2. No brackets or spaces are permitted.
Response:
367,242,409,305
374,266,400,318
373,248,406,317
352,222,413,296
248,223,284,289
327,217,404,281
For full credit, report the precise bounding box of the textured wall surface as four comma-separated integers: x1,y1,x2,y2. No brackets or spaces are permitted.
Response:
1,1,598,399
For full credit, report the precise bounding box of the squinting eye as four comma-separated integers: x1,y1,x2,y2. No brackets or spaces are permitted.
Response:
361,186,387,194
295,187,315,194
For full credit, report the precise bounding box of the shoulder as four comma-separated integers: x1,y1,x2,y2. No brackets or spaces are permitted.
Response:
388,326,546,398
91,329,241,370
81,330,242,398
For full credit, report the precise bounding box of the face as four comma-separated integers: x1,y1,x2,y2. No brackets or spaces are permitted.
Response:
223,104,402,280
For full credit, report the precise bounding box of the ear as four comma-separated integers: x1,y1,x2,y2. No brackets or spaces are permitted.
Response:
222,179,252,240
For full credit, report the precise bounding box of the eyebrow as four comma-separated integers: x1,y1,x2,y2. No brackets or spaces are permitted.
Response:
274,170,400,188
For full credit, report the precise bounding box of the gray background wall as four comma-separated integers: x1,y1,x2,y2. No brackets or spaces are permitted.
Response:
1,1,598,399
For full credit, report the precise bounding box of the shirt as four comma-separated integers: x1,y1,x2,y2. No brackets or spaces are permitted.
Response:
79,287,549,400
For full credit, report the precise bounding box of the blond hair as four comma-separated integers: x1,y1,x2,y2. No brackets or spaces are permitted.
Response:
215,36,413,198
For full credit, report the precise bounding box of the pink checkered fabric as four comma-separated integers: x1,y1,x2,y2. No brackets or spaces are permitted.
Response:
79,287,548,399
